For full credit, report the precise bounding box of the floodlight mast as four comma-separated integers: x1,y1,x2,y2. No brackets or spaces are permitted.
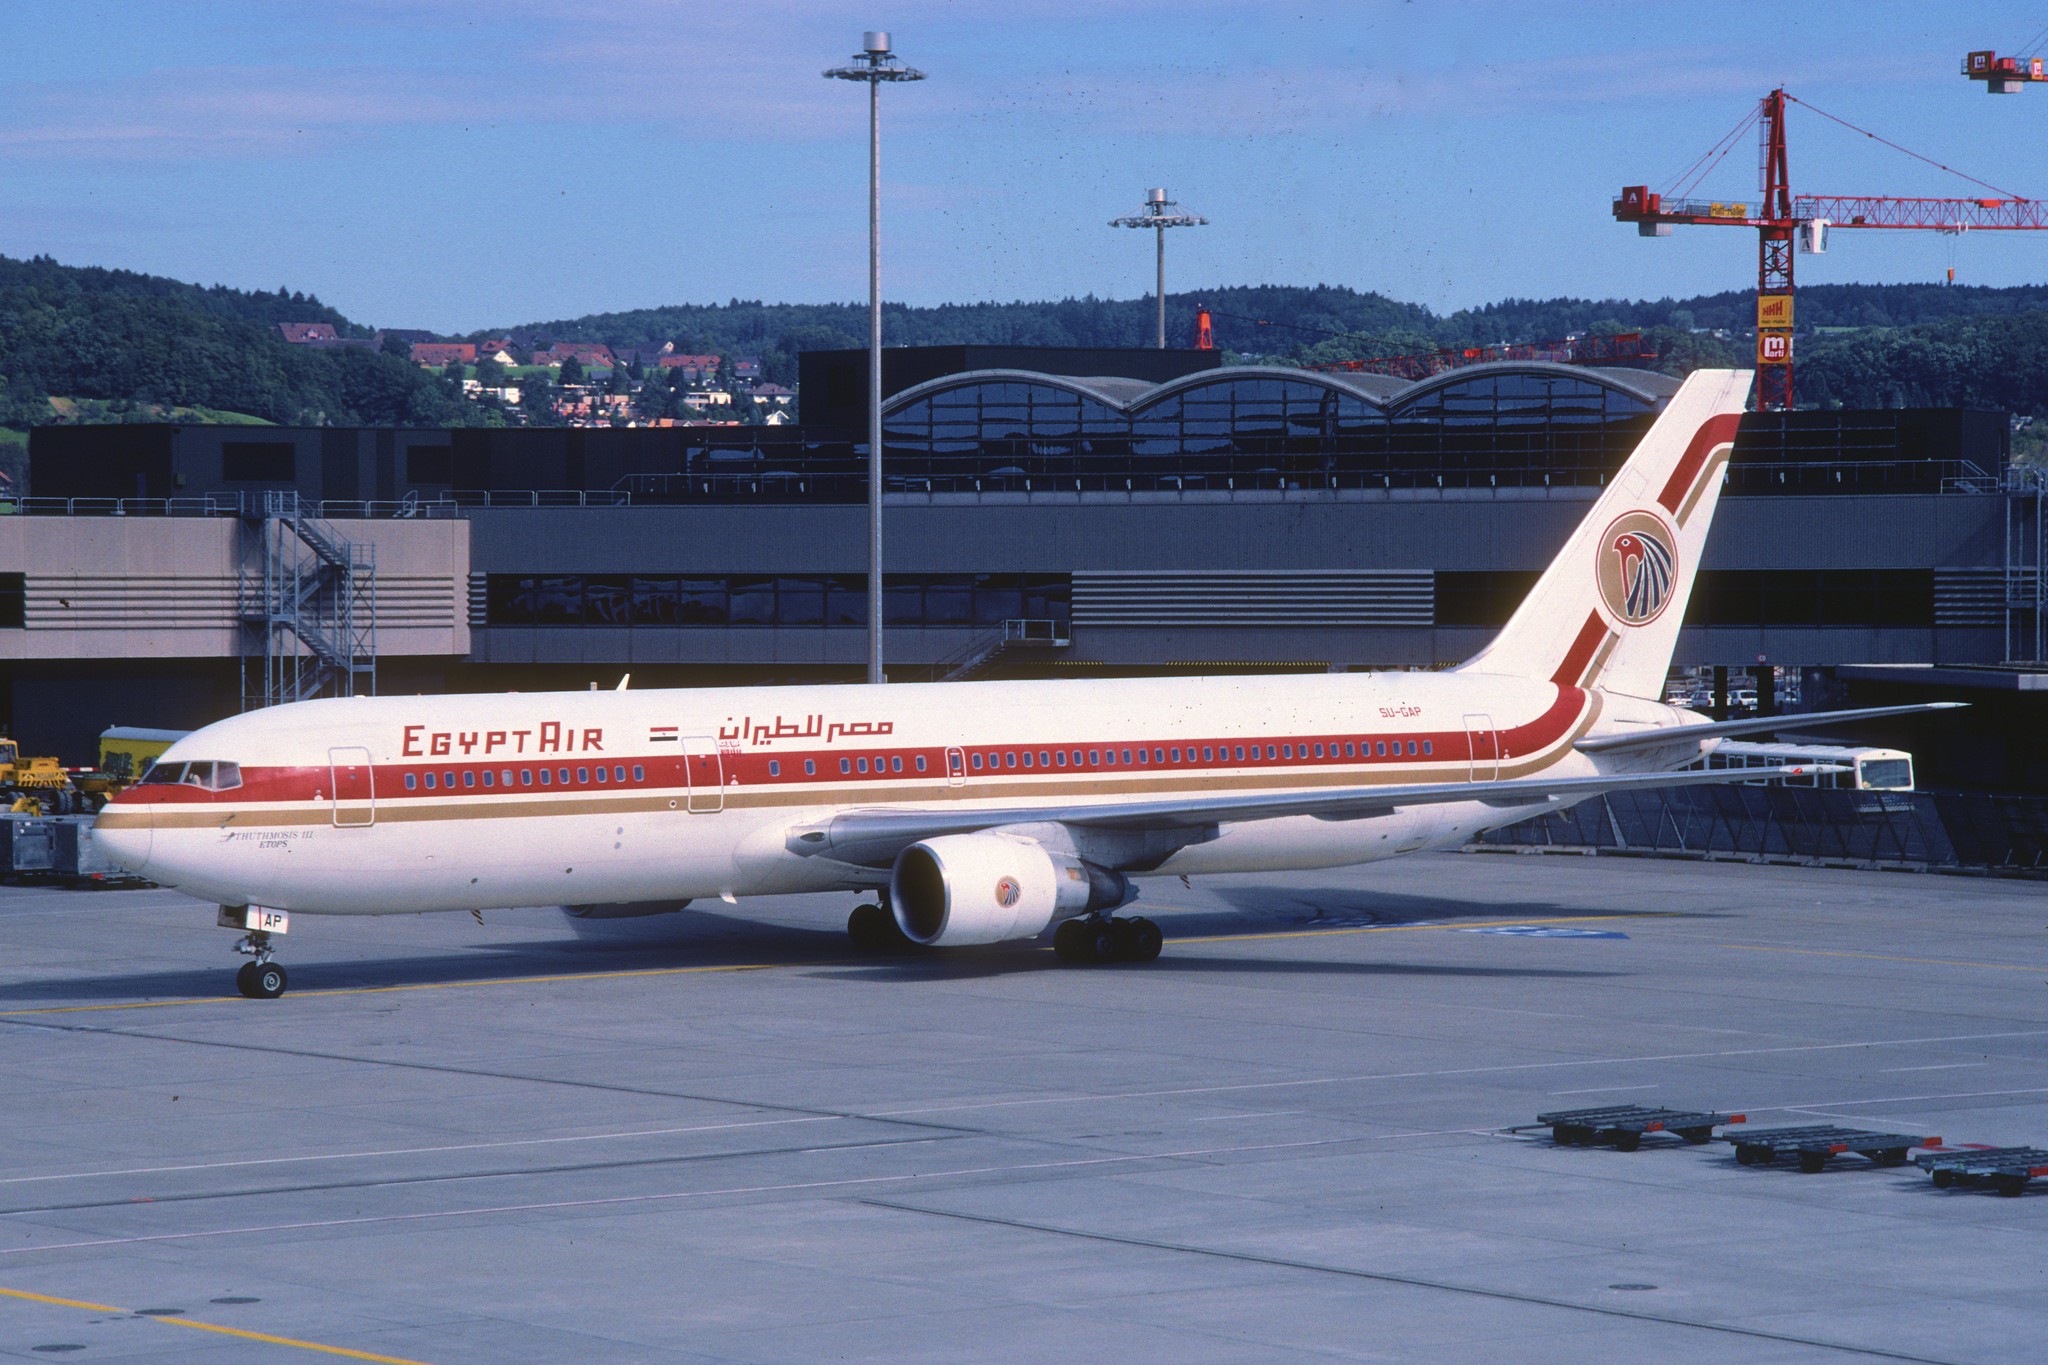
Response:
825,32,925,684
1110,188,1208,348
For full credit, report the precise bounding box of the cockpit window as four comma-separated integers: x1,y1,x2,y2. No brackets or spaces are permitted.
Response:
136,760,242,791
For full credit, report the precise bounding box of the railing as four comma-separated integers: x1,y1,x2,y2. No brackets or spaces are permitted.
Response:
1476,784,2048,874
924,619,1072,682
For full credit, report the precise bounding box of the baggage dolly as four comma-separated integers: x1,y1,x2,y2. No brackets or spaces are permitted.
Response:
1913,1147,2048,1196
1722,1125,1940,1173
1537,1105,1745,1152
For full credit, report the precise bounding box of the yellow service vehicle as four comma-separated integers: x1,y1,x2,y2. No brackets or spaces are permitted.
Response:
0,739,85,814
98,727,188,783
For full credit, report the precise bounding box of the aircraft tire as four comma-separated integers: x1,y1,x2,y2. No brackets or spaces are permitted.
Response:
847,903,892,949
1088,921,1123,965
1052,918,1090,963
1126,917,1163,963
238,961,287,999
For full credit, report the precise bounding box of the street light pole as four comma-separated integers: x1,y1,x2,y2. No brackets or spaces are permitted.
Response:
826,32,924,684
1111,188,1208,349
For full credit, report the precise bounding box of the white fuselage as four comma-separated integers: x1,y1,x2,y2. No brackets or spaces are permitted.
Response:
94,670,1697,916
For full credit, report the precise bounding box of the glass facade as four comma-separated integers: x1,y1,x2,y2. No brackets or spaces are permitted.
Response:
484,573,1069,628
877,370,1662,494
1436,570,1936,629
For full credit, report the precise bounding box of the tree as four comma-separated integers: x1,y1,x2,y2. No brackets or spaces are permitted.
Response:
558,354,586,386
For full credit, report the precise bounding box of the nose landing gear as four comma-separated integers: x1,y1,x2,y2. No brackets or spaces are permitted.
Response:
230,929,287,998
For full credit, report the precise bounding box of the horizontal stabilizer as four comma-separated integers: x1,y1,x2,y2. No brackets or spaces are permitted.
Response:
1575,702,1967,755
786,764,1847,868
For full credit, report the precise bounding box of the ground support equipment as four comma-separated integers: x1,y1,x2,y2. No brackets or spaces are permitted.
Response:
1914,1147,2048,1196
1537,1105,1745,1151
1722,1125,1939,1173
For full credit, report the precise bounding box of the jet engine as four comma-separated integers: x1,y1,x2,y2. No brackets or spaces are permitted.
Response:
890,831,1130,947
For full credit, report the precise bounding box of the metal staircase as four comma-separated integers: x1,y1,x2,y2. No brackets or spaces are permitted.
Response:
241,491,377,709
2008,467,2045,664
928,618,1070,682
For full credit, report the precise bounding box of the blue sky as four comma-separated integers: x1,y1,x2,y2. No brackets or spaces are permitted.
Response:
8,1,2048,333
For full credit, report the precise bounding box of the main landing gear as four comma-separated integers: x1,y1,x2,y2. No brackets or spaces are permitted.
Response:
232,931,288,999
1053,915,1163,966
847,899,907,951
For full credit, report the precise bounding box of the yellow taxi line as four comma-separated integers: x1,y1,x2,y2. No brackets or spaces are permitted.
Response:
1717,943,2043,973
0,914,1666,1019
0,1286,432,1364
1175,913,1670,945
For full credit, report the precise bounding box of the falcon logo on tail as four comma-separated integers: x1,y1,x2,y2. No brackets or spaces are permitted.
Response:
1597,510,1678,625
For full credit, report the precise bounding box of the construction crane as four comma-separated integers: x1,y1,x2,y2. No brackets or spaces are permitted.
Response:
1964,49,2048,92
1614,88,2048,409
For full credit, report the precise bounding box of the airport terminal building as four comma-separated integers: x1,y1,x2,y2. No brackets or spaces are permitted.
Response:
12,346,2046,786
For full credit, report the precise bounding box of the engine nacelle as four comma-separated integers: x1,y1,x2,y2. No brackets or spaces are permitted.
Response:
890,832,1129,947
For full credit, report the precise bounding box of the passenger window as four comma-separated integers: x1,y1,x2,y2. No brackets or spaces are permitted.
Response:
1005,752,1018,768
972,753,984,770
857,758,869,773
539,770,551,785
1407,741,1417,755
575,767,587,783
1282,744,1292,759
767,761,779,777
1202,747,1213,762
840,758,851,774
891,756,902,773
1154,748,1165,763
1055,752,1067,767
405,773,417,790
444,771,456,788
633,765,645,781
804,760,815,776
915,755,926,772
482,771,495,787
1313,744,1324,758
1039,751,1051,767
464,771,476,787
1089,750,1100,764
1071,750,1082,765
424,772,437,790
1122,749,1132,764
1265,745,1276,759
1232,746,1243,761
1345,742,1355,757
558,768,570,784
521,769,533,785
1376,741,1386,756
595,766,608,783
1423,741,1432,756
1022,753,1034,769
1170,748,1182,763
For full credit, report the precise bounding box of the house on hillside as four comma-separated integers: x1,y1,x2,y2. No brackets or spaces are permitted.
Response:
532,342,618,370
732,356,763,382
277,322,338,343
747,383,794,408
411,342,478,367
656,353,721,382
474,339,520,366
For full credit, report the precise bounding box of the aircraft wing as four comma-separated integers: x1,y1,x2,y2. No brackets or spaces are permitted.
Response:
785,763,1839,868
1574,702,1966,755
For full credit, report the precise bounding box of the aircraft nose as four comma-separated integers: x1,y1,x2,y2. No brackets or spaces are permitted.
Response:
91,806,153,876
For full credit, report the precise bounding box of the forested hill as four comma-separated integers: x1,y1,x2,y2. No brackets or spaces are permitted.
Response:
0,254,474,435
509,281,2048,363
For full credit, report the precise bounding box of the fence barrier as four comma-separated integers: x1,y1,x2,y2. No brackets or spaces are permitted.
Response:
1475,785,2048,874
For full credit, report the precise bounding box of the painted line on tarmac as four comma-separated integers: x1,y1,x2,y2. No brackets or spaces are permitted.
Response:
0,1285,431,1364
0,1134,1392,1258
0,1115,847,1188
0,957,839,1017
863,1028,2048,1117
1175,912,1667,945
1718,943,2044,973
856,1200,1965,1365
0,913,1657,1019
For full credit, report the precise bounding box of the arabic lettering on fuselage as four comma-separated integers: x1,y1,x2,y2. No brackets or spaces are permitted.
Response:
715,714,896,747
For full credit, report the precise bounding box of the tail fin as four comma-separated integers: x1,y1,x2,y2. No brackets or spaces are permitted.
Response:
1457,368,1751,699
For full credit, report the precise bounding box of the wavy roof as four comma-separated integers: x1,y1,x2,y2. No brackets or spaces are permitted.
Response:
884,360,1681,419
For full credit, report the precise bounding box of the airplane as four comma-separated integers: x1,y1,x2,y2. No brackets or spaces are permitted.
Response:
92,367,1962,998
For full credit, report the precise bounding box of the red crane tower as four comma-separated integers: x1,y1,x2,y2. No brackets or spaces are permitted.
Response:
1613,88,2048,409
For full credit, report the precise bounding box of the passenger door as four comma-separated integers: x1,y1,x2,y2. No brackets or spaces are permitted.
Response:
329,746,375,827
681,736,724,813
1462,715,1499,783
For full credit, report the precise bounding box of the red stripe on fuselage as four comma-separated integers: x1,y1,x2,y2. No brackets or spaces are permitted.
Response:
1655,412,1742,515
1551,613,1610,687
113,688,1592,809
